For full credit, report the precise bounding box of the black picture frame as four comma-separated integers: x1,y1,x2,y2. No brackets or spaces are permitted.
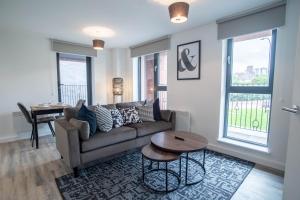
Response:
177,40,201,80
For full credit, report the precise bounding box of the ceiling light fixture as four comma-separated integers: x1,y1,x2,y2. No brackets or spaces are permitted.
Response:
168,2,189,23
93,39,105,50
83,26,115,38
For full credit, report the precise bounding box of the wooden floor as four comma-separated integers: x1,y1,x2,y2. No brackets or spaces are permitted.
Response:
0,136,284,200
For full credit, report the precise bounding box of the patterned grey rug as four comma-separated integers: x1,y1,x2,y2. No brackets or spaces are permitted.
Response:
56,150,254,200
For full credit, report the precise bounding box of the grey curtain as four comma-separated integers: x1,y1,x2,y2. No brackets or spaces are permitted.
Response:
130,36,170,57
217,1,286,40
51,39,97,57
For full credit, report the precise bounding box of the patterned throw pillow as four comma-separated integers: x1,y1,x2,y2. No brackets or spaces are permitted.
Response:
94,105,113,132
110,108,123,128
120,107,142,125
136,106,155,122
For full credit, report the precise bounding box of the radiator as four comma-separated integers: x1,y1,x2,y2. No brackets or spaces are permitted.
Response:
175,110,191,132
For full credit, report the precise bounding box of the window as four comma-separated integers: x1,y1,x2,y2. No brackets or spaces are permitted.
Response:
223,30,277,146
134,51,168,109
57,53,92,106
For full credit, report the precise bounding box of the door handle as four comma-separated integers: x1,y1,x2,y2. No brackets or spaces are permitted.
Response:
282,105,299,114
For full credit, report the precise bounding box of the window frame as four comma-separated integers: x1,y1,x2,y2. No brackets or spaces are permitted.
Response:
56,53,93,106
223,29,277,146
137,52,167,101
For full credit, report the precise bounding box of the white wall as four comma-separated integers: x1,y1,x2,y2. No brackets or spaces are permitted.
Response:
283,0,300,199
167,9,297,170
0,29,117,142
106,48,133,104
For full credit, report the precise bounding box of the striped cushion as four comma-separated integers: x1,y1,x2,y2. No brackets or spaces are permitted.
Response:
94,105,113,132
136,106,155,122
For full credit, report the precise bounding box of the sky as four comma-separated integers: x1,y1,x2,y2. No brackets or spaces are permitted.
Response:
232,36,271,73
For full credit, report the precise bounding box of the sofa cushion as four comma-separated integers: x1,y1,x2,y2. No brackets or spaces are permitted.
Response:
81,126,137,152
94,105,113,132
77,105,97,135
153,98,161,121
127,121,172,137
116,101,144,109
160,110,172,122
136,105,155,122
102,104,116,110
120,107,142,125
110,108,124,128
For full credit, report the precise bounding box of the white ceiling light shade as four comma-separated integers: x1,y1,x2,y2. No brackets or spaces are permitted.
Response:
83,26,115,37
93,39,105,50
168,2,189,23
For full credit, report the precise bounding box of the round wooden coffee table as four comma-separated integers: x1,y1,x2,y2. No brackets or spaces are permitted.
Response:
141,144,181,192
151,131,208,185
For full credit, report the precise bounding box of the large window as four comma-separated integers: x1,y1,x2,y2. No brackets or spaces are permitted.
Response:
224,30,277,146
134,51,168,109
57,53,92,106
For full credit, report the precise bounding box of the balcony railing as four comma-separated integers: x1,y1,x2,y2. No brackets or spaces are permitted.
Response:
228,94,271,133
59,84,88,106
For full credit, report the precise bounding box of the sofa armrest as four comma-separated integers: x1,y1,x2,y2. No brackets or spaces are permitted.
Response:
55,118,81,169
160,110,176,130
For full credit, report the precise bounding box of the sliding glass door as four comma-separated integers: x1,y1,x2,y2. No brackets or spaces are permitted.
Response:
56,53,92,106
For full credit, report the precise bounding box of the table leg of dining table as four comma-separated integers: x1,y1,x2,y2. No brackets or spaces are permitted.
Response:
33,114,39,149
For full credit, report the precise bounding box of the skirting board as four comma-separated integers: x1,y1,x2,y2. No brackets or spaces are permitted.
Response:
0,130,52,144
207,143,285,171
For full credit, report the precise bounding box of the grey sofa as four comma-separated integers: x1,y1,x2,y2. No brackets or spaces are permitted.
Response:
54,101,176,176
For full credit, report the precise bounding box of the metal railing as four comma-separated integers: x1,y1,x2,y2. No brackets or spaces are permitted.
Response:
59,84,88,106
158,91,167,110
228,94,271,133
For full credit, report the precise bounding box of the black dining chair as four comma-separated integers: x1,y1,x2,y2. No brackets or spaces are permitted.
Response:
17,102,56,147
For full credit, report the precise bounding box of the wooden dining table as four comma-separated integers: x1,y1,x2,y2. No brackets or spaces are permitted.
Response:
30,103,70,149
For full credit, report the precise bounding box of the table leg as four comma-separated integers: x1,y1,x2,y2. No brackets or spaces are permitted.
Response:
165,162,168,192
142,155,145,182
185,152,189,185
33,113,39,149
203,148,206,168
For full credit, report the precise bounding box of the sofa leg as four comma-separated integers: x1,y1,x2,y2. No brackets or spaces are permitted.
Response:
73,167,79,178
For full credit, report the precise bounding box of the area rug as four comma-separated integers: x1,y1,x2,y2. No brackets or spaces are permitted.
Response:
56,150,254,200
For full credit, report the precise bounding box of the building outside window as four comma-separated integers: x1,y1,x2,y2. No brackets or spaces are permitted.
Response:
133,51,168,109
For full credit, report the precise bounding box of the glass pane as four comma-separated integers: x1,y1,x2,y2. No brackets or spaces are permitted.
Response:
159,51,167,86
141,54,154,101
59,54,88,106
231,30,272,87
227,93,271,145
158,91,167,110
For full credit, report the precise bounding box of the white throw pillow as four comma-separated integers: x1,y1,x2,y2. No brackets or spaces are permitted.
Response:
94,105,113,132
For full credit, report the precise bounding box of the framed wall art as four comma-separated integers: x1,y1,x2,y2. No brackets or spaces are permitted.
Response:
177,40,201,80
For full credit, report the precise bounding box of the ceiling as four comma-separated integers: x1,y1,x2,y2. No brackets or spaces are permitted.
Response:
0,0,279,48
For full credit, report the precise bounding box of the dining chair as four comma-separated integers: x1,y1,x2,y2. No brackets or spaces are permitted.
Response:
17,102,56,147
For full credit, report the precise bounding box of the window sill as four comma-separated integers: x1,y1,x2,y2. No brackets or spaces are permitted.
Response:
218,137,270,153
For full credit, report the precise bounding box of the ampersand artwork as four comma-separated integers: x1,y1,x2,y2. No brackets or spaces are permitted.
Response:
177,40,201,80
178,48,197,72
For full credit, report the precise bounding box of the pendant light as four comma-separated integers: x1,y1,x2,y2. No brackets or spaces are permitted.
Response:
93,39,105,50
168,2,189,23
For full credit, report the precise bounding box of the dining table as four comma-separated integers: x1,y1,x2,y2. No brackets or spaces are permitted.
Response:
30,103,70,149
